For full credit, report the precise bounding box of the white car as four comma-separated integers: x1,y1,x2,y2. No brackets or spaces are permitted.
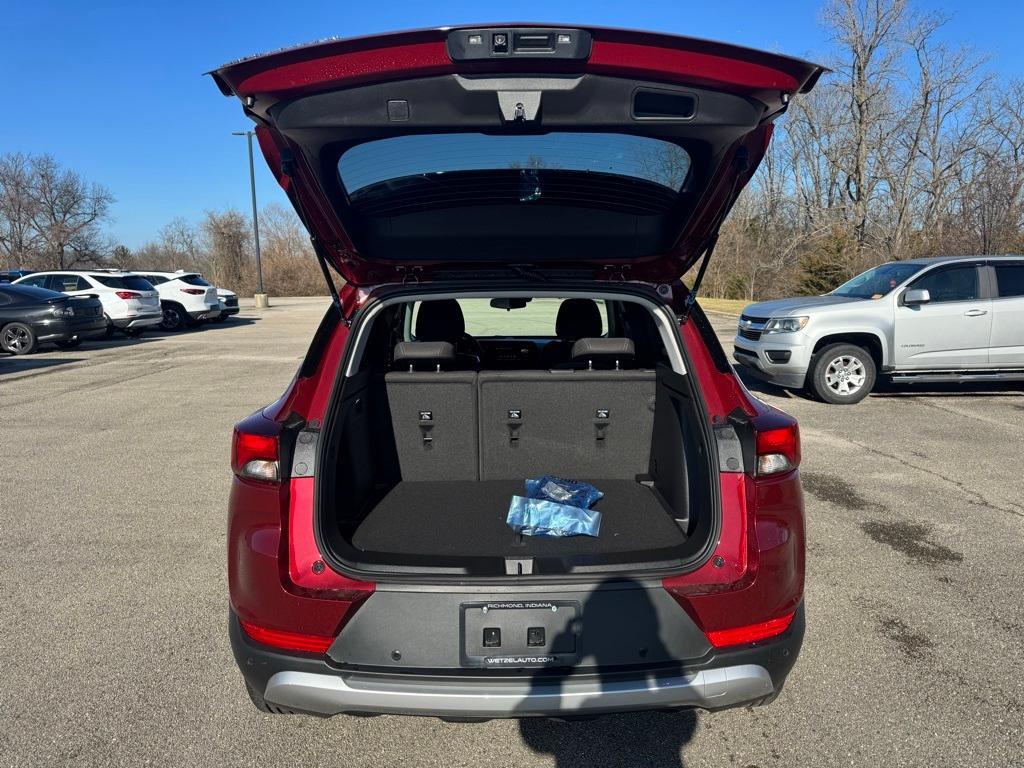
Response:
14,270,162,336
213,287,239,322
132,270,221,331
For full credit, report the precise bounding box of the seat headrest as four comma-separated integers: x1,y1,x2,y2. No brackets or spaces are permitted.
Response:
555,299,602,340
571,337,636,363
415,299,465,342
393,341,455,367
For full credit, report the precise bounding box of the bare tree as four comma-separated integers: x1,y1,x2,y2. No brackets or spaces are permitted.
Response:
25,154,114,269
259,203,326,295
201,209,250,289
0,153,41,269
822,0,909,253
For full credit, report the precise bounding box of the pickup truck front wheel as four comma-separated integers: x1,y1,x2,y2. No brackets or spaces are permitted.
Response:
808,343,876,404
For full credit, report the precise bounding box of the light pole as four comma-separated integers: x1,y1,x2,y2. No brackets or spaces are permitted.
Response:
232,130,268,307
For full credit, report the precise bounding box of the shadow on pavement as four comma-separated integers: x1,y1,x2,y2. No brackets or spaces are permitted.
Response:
517,579,698,767
0,316,261,376
870,380,1023,399
0,355,87,377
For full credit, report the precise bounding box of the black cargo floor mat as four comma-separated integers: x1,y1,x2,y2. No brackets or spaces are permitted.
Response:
350,479,685,558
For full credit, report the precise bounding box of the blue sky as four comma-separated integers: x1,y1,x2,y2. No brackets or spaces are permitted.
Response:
2,0,1021,249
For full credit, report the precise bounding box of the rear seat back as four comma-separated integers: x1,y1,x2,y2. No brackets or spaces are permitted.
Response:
477,369,656,480
385,343,478,481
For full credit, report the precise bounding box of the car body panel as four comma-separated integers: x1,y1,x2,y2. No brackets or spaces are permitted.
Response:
987,261,1024,366
0,284,106,344
733,255,1024,390
893,298,992,368
135,271,222,320
211,25,824,287
220,24,810,718
225,287,804,716
13,271,162,326
216,288,240,318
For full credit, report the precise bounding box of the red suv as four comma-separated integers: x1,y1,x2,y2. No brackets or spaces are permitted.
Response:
215,25,821,719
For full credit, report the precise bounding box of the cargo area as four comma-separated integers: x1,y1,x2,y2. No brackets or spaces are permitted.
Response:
317,294,718,577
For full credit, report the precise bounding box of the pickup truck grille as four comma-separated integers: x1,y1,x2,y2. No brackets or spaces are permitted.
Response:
738,314,770,341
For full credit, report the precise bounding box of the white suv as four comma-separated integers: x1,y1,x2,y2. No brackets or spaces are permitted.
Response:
14,271,162,336
132,271,221,331
213,288,239,322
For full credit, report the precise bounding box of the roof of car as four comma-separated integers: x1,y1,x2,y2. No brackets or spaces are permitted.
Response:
24,270,136,277
899,254,1024,267
133,270,200,278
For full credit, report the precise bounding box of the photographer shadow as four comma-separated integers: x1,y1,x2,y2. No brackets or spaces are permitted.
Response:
516,579,698,767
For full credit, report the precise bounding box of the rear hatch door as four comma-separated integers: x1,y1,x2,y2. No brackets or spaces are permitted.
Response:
211,25,823,286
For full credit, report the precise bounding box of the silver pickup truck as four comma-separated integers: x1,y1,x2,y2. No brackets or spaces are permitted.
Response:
733,255,1024,403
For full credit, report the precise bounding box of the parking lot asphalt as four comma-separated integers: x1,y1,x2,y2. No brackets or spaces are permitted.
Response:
1,297,1021,767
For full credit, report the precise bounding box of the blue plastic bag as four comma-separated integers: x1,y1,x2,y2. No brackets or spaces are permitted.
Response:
524,475,603,509
506,496,603,538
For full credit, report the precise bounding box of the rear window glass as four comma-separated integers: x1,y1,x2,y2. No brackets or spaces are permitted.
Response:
94,275,155,291
339,133,691,194
994,263,1024,298
144,274,169,285
0,283,62,301
412,298,607,338
177,274,211,286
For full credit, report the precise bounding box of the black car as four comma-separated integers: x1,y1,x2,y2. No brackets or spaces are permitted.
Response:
0,269,34,283
0,283,106,355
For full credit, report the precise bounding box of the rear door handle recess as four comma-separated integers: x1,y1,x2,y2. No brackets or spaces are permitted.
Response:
963,309,988,316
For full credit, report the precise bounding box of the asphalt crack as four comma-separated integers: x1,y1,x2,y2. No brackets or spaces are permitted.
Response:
815,432,1024,519
801,471,965,568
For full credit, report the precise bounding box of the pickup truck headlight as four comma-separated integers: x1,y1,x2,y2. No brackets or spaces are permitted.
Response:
763,316,809,334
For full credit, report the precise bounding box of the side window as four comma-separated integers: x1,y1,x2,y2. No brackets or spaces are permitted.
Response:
994,263,1024,298
51,274,87,292
909,265,979,303
19,274,49,288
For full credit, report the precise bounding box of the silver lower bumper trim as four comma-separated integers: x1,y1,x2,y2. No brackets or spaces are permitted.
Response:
732,351,807,389
117,315,163,329
264,664,773,717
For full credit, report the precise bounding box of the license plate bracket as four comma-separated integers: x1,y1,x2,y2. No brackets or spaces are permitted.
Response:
460,600,580,668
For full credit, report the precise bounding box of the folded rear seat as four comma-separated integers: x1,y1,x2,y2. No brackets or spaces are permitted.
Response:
477,338,656,480
385,341,478,481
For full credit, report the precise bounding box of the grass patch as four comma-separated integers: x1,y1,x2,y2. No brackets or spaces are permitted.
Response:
697,298,749,316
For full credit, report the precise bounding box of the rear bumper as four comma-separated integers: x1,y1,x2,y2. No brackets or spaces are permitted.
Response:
35,316,107,342
189,305,222,320
230,604,803,718
112,313,162,329
266,664,773,718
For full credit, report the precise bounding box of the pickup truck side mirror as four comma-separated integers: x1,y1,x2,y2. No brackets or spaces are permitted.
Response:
903,288,930,305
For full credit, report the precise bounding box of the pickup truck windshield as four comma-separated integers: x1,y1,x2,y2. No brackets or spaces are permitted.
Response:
831,263,922,299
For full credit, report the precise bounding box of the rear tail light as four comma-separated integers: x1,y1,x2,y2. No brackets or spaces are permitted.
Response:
239,620,333,653
705,611,796,648
51,305,74,317
232,429,280,483
115,291,141,300
181,288,206,295
756,422,800,476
